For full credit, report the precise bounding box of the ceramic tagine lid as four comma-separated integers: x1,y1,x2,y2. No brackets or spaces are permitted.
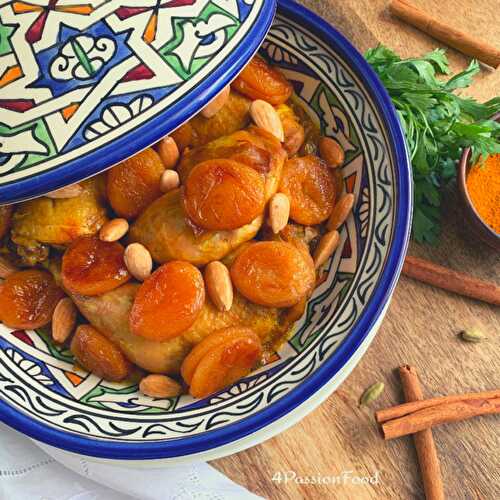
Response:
0,0,276,203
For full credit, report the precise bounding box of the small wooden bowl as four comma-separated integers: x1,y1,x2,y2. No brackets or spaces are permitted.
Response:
457,113,500,251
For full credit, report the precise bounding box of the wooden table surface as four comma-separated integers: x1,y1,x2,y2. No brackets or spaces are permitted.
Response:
212,1,500,498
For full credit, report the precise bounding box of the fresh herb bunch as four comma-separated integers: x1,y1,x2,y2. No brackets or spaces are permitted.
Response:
365,45,500,244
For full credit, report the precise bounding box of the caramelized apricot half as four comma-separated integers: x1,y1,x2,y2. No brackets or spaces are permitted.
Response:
0,270,63,329
62,237,130,296
183,159,266,230
71,325,131,381
231,241,315,308
279,155,336,225
130,261,205,342
107,148,165,219
181,327,262,398
232,55,293,106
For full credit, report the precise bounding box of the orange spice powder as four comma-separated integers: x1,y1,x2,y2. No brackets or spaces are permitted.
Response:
466,154,500,234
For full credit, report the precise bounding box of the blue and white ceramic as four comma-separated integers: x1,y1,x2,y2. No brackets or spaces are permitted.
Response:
0,0,412,463
0,0,275,203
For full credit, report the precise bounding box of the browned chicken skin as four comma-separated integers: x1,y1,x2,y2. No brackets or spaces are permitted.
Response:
0,205,13,240
11,177,107,265
0,55,330,398
71,282,282,374
129,189,263,267
130,128,287,266
172,91,251,151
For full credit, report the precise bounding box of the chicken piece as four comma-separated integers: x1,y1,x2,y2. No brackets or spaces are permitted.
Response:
131,128,287,266
71,282,282,374
172,91,251,151
183,292,282,346
11,177,107,265
261,222,320,257
276,104,305,157
287,96,321,157
178,126,286,201
0,205,13,240
71,283,191,374
129,189,263,266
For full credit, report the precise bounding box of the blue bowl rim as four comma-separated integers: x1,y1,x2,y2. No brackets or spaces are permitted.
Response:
0,0,412,460
0,0,277,204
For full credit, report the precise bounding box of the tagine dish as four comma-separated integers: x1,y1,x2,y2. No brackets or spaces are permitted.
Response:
0,54,354,400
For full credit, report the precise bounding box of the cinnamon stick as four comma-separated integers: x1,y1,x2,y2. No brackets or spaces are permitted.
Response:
403,256,500,306
381,396,500,440
389,0,500,68
376,389,500,423
399,365,444,500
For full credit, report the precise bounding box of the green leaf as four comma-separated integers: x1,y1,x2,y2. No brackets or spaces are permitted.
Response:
444,60,480,90
365,44,400,65
413,206,440,245
421,48,450,74
407,60,440,87
365,45,499,244
456,96,500,120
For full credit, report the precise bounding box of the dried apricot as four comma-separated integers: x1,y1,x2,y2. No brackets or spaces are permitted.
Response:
181,327,262,398
279,155,336,225
0,205,13,239
0,270,63,329
171,91,251,151
232,55,293,106
71,325,131,381
178,138,271,182
183,159,266,230
107,148,164,219
181,327,255,383
231,241,315,308
62,237,130,296
130,261,205,342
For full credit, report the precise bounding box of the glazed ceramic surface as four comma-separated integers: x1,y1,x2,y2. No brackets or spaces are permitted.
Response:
0,0,412,460
0,0,274,203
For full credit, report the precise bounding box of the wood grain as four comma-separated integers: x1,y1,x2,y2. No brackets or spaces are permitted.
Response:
212,1,500,498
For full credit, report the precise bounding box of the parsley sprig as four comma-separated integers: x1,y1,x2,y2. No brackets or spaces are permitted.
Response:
365,45,500,244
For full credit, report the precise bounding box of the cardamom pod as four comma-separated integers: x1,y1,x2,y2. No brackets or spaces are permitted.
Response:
459,328,485,343
359,381,385,407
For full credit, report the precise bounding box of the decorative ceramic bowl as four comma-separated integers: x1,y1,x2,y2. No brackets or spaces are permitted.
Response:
457,113,500,251
0,0,412,463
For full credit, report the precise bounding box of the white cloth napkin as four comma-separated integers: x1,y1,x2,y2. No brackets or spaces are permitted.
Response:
0,423,261,500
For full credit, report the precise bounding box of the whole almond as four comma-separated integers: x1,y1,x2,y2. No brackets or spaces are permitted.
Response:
0,256,17,279
201,85,230,119
204,261,233,312
159,169,180,193
250,100,285,142
140,374,182,398
313,230,340,269
269,193,290,234
319,137,345,168
124,243,153,281
52,297,77,344
157,136,180,170
327,193,355,231
99,218,129,242
46,184,83,199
